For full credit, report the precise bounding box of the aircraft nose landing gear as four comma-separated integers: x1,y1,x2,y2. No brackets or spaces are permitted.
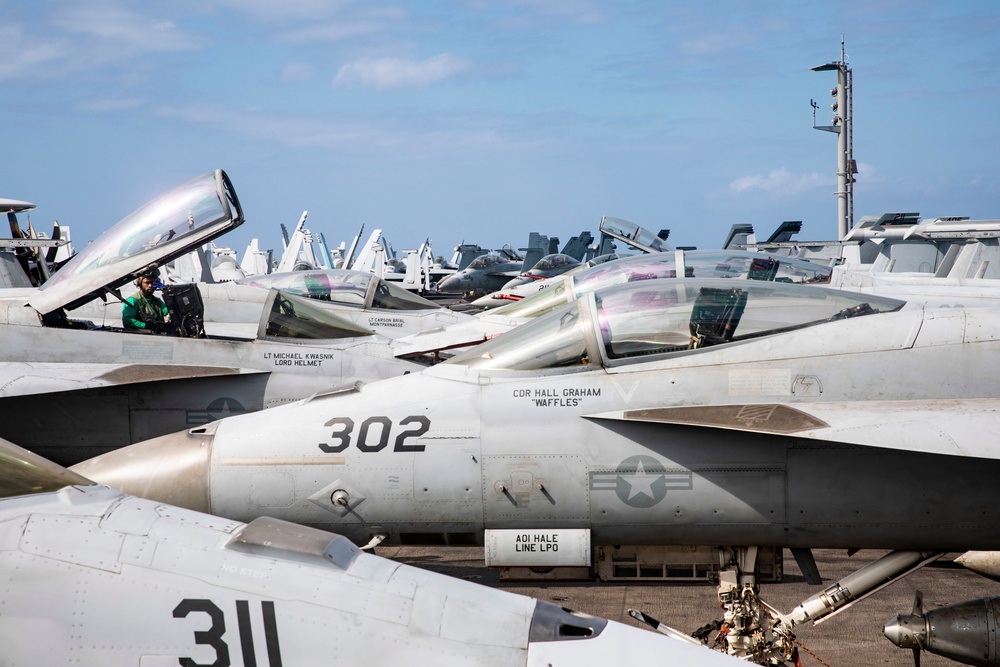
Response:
630,546,943,665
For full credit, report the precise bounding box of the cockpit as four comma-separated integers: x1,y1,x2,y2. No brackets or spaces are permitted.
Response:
446,278,904,371
530,254,579,272
16,171,381,343
483,250,833,321
468,254,505,270
238,270,439,311
261,290,375,339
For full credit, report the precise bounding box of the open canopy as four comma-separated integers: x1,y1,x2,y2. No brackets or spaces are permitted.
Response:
29,170,243,315
598,216,672,253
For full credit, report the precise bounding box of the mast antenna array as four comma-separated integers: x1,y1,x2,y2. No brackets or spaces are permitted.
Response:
811,37,856,238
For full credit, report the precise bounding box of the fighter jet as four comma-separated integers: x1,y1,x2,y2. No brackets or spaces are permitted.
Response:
1,197,71,287
77,276,1000,661
826,214,1000,307
501,253,582,289
464,217,671,309
0,170,424,464
469,253,583,308
465,253,622,312
737,212,1000,307
436,246,525,297
0,437,739,666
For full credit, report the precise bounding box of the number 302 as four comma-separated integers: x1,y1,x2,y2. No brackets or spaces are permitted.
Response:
318,416,430,454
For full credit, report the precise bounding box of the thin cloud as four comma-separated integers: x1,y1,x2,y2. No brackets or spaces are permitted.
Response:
50,5,201,53
729,168,827,196
206,0,353,22
78,98,145,112
511,0,607,25
152,103,544,156
332,54,472,90
678,33,739,56
280,62,313,83
0,25,70,80
1,5,201,80
279,20,389,43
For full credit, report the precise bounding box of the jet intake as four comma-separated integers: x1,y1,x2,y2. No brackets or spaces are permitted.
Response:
528,600,607,642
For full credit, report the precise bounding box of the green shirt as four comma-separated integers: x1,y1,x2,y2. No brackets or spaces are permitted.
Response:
122,292,168,330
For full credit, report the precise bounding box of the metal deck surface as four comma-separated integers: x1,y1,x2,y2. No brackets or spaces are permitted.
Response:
379,546,1000,666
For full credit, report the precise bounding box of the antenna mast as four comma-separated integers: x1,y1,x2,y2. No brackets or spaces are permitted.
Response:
811,37,855,238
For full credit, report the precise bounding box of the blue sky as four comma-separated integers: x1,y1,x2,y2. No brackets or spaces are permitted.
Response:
4,0,999,259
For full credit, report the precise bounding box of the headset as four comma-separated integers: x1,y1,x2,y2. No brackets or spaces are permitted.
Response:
134,269,163,289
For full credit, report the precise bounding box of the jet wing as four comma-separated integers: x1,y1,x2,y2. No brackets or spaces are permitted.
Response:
586,399,1000,459
0,362,257,398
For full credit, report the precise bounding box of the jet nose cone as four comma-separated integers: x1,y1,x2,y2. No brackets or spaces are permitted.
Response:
438,274,462,292
71,425,214,514
883,613,922,649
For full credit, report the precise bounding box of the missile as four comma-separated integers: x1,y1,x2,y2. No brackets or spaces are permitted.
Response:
956,551,1000,583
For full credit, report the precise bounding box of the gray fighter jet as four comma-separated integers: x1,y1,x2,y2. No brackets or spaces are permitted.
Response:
0,170,423,464
468,253,584,308
465,216,671,308
0,437,739,666
77,276,1000,661
436,247,525,296
500,253,583,289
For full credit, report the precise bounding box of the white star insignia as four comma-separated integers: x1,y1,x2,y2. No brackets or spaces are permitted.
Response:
623,459,663,502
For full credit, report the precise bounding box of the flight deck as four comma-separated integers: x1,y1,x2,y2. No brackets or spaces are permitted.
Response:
383,546,1000,666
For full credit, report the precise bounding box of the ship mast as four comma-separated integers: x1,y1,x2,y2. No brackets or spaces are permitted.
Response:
811,37,855,238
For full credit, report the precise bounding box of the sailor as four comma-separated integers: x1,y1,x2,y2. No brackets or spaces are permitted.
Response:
122,270,170,333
